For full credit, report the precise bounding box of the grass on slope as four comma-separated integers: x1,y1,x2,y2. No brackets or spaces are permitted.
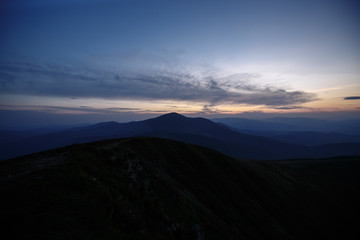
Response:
0,137,359,240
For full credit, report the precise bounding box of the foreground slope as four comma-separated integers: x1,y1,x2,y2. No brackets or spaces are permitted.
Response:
1,138,359,239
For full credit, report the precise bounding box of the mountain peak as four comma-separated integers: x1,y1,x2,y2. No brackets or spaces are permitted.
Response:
156,112,186,119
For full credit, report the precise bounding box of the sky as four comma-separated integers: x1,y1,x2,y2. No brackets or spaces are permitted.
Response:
0,0,359,128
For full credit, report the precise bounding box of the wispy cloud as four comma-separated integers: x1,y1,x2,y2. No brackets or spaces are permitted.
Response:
273,106,304,110
201,105,218,114
105,107,140,111
0,61,317,107
309,84,360,93
0,104,141,115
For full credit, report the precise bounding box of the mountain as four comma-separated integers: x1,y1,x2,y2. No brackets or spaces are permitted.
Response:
1,138,359,239
211,117,296,132
267,131,360,146
213,117,360,135
268,117,360,135
212,116,360,146
1,112,360,160
215,126,360,147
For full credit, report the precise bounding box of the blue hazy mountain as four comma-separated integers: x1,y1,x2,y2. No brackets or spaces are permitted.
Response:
266,132,360,146
212,117,360,135
1,112,360,160
212,118,296,132
213,117,360,146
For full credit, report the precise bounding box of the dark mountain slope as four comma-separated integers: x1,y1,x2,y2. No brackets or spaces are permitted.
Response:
213,117,360,135
136,130,306,160
1,138,359,239
1,113,360,160
266,131,360,146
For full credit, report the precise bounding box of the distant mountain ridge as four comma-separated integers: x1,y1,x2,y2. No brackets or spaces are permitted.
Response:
212,117,360,135
1,112,360,160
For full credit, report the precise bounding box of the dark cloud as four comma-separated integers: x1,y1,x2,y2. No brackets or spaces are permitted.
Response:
274,106,304,110
0,61,317,106
0,109,153,130
35,106,106,114
344,96,360,100
106,107,140,111
0,104,140,115
42,106,142,114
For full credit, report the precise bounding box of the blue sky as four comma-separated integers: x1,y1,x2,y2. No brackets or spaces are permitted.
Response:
0,0,359,128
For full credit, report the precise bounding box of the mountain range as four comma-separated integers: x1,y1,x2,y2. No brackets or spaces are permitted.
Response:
1,112,360,160
212,117,360,135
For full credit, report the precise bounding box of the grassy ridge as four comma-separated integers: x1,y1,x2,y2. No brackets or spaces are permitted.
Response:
1,137,359,239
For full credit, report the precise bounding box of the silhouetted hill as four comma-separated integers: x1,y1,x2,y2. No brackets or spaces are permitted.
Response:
212,117,295,131
1,113,360,160
267,131,360,146
268,117,360,134
1,138,359,239
213,117,360,135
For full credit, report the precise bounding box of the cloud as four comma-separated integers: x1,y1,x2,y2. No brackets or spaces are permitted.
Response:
0,61,317,107
106,107,140,111
201,105,219,114
0,104,143,116
344,96,360,100
273,106,304,110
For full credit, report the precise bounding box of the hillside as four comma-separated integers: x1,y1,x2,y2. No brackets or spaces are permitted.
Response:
1,137,359,239
212,117,360,135
1,113,360,160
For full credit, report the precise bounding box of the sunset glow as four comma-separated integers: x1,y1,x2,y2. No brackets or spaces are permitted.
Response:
1,0,359,128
